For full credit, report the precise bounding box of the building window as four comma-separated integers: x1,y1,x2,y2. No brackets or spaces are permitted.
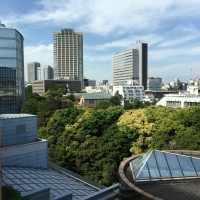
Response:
89,100,94,104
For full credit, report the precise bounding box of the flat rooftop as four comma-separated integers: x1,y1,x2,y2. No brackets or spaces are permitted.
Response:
0,114,36,119
138,182,200,200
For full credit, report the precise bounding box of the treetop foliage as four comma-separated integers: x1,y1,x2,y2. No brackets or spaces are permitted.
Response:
21,87,200,186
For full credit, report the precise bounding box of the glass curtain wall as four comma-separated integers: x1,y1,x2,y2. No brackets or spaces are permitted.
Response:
0,23,24,114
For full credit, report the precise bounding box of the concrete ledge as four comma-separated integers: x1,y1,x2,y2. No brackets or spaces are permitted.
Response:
51,191,72,200
82,183,119,200
2,139,48,158
22,186,50,200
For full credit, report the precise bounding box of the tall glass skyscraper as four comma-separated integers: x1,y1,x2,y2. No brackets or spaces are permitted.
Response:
53,29,83,88
0,21,25,114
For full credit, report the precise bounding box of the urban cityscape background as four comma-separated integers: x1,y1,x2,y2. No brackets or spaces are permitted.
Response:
1,1,200,200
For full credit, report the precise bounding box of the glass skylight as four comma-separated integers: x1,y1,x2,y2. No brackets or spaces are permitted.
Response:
130,150,200,182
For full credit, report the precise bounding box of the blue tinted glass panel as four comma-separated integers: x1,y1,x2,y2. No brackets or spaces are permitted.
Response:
0,39,16,48
137,164,150,179
0,49,16,57
131,151,151,178
0,28,24,114
155,151,171,177
0,29,15,37
0,58,16,68
147,153,160,178
165,153,183,176
177,156,196,176
191,158,200,175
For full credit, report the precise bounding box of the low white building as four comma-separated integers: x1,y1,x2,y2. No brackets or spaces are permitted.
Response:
37,65,54,80
85,84,113,94
143,94,155,103
157,85,200,108
113,79,145,104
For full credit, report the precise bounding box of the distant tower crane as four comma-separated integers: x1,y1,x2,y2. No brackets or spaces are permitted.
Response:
190,68,200,80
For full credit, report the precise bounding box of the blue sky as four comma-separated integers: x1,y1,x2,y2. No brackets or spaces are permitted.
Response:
1,0,200,84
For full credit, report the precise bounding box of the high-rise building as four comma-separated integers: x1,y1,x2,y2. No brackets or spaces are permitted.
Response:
53,29,83,87
0,21,25,114
112,43,148,89
37,65,54,80
83,78,96,89
147,77,162,91
27,62,40,83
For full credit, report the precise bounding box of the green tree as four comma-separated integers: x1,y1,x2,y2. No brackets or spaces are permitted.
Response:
110,91,123,106
124,101,134,110
48,83,68,95
24,85,43,102
65,94,76,102
3,185,29,200
131,98,144,109
62,99,74,109
97,100,112,109
20,99,40,115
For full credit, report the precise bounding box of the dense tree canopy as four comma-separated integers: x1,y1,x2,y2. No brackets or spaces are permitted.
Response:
21,87,200,186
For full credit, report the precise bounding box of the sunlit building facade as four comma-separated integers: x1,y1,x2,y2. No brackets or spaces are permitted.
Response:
53,29,83,87
0,21,24,114
112,43,148,89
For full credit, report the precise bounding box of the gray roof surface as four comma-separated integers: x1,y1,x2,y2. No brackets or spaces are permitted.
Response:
138,182,200,200
2,166,100,200
74,93,112,100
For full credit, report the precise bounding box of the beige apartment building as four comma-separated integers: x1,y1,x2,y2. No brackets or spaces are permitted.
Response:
32,80,81,96
53,29,83,87
73,93,111,107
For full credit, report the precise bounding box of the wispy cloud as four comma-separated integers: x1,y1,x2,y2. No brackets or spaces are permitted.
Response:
149,45,200,61
86,34,163,51
157,26,200,48
2,0,200,36
2,0,200,83
24,44,53,79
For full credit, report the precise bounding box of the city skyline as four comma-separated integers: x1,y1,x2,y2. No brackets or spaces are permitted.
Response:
1,0,200,84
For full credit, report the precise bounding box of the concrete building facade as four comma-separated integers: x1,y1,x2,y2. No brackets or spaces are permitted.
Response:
27,62,40,83
32,79,81,95
113,79,145,104
83,78,96,89
53,29,83,87
147,77,162,91
0,21,25,114
1,114,48,169
37,65,54,80
157,86,200,108
73,93,111,107
112,43,148,89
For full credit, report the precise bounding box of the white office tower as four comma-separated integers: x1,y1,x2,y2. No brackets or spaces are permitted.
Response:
112,43,148,89
113,79,145,105
37,66,54,80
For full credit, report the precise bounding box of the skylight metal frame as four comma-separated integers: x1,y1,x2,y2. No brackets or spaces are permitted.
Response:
130,150,200,183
